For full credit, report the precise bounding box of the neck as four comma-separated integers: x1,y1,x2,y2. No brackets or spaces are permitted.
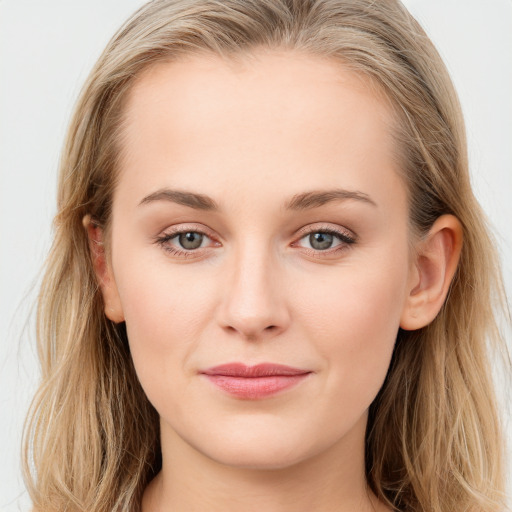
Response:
142,414,387,512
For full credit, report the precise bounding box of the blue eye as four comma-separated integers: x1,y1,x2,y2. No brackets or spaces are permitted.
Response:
308,232,336,250
155,228,214,256
154,224,355,259
296,228,356,253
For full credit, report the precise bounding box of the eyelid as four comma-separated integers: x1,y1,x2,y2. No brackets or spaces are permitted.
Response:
153,223,221,256
153,222,356,259
291,223,357,257
155,223,219,240
294,223,356,242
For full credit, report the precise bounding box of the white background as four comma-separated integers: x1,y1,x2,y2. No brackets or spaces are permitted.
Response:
1,1,510,510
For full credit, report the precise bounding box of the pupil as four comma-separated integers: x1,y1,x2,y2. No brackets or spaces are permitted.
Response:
310,232,333,250
179,232,203,250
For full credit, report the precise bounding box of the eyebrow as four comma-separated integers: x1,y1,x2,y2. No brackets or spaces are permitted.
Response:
285,189,377,210
138,187,376,211
139,189,219,210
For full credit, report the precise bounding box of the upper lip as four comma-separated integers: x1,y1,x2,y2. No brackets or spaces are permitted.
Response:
201,363,311,377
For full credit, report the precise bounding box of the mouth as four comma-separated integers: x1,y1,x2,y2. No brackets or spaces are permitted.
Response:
200,362,312,399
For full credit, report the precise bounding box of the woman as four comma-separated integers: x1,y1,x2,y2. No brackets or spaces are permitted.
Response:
22,1,509,511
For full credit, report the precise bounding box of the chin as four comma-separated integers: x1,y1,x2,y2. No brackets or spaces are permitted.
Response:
207,444,309,471
187,424,331,471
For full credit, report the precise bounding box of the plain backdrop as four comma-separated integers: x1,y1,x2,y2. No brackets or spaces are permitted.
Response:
1,1,511,510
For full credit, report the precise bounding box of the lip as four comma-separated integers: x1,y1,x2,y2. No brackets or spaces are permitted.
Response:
200,363,312,399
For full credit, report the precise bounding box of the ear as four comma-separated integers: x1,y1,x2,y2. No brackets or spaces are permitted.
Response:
83,215,125,323
400,214,462,331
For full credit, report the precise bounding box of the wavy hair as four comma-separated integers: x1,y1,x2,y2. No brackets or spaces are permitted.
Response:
23,1,510,510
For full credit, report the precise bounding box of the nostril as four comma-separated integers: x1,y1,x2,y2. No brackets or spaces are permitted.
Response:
265,325,277,331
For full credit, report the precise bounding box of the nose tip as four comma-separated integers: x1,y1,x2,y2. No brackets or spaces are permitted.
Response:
221,292,288,340
224,321,282,340
217,254,290,340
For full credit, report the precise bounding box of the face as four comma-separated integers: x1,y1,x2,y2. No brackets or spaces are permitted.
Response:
103,51,416,470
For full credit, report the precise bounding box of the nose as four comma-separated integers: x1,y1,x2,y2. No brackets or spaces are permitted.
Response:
217,245,290,340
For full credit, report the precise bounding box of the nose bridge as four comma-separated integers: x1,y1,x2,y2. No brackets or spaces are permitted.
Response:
218,239,288,339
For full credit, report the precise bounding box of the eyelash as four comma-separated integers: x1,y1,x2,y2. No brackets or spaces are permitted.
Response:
292,225,356,258
154,224,356,259
154,225,219,258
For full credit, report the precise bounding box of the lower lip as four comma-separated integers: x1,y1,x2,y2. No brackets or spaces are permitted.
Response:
203,374,310,399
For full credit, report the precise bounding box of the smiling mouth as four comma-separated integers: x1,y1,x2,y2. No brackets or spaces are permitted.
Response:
200,362,312,399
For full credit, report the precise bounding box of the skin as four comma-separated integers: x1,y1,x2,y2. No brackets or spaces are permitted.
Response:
88,51,462,512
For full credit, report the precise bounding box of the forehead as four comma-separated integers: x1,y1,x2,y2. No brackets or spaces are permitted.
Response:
122,50,396,140
116,50,403,210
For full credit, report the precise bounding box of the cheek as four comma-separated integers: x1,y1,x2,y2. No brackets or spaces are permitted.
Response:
114,259,217,398
294,253,409,404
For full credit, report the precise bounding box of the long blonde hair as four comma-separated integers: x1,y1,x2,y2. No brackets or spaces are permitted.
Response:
23,1,510,510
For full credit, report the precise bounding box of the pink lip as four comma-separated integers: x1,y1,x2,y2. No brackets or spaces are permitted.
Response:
200,363,312,399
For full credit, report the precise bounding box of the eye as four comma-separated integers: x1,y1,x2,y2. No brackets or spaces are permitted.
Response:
154,226,219,257
293,226,356,255
306,232,338,250
175,231,206,250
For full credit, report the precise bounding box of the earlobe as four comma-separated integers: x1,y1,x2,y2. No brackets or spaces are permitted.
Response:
83,214,125,323
400,214,462,331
